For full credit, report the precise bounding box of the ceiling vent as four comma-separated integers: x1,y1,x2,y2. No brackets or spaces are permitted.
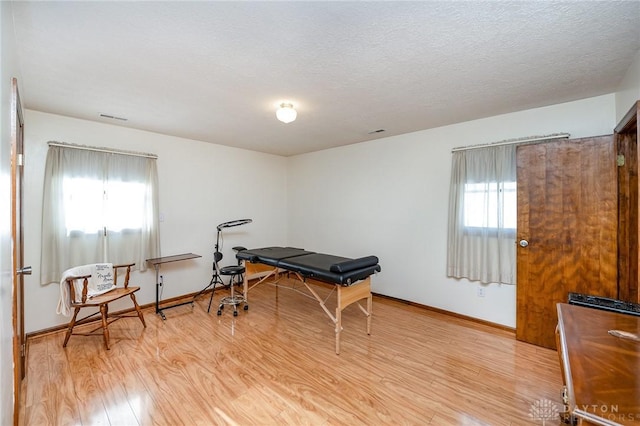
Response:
99,113,128,121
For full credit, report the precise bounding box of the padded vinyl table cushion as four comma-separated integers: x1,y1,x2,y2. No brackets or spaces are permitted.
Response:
237,246,380,286
277,253,380,286
236,247,314,266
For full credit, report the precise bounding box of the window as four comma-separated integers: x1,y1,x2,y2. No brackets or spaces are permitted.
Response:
463,181,516,231
446,145,516,284
64,177,104,235
40,144,160,285
63,178,148,235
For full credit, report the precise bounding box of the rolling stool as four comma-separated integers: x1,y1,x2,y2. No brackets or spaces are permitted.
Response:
216,246,248,316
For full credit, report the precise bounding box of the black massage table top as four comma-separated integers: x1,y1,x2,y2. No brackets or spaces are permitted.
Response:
236,247,314,266
237,246,381,286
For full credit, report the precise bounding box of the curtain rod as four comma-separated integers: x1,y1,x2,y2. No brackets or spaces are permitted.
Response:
48,141,158,159
451,133,570,152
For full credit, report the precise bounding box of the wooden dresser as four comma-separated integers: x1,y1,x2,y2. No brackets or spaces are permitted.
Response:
556,303,640,425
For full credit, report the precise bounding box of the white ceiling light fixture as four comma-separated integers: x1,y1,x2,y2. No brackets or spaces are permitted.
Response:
276,102,297,124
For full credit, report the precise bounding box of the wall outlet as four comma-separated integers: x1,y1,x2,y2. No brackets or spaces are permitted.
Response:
477,287,486,298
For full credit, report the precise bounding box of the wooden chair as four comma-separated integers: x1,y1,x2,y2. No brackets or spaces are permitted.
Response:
62,263,146,349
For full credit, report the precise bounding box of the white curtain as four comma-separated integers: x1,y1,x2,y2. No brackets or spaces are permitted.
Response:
446,145,516,284
41,146,160,285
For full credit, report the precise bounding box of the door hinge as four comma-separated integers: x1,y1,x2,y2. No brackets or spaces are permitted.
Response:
20,343,25,357
17,153,24,166
617,154,625,166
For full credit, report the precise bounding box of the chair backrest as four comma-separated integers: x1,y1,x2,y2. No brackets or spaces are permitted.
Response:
57,263,134,316
66,264,134,305
213,251,223,273
64,263,115,303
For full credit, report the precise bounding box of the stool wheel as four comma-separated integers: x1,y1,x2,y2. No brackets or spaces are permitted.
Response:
217,310,222,315
243,305,249,311
233,310,238,317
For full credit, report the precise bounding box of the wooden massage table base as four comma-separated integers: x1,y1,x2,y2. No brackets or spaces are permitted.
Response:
243,263,372,355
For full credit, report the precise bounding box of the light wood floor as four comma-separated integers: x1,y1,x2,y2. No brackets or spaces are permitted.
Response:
20,278,563,425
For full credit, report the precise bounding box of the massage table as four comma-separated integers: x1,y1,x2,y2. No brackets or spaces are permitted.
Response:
236,247,381,354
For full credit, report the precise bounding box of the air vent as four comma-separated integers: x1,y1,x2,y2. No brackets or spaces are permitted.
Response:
99,113,128,121
368,129,385,134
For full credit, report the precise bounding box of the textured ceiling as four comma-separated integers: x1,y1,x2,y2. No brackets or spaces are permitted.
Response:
11,1,640,156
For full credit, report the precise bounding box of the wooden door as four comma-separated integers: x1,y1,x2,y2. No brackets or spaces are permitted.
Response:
11,78,28,426
516,136,617,349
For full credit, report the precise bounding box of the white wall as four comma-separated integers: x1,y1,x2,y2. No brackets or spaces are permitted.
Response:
287,94,617,328
615,49,640,122
22,110,288,332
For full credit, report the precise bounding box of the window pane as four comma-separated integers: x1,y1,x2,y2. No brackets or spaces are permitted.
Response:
105,181,146,231
63,177,104,235
63,177,147,235
463,181,516,229
502,181,517,229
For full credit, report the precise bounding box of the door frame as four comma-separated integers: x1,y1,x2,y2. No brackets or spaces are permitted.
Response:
11,77,25,426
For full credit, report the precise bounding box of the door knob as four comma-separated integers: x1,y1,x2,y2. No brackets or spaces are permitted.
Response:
17,266,32,275
519,240,529,248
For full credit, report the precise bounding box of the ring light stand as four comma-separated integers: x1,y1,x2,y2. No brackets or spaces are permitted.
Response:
193,219,252,308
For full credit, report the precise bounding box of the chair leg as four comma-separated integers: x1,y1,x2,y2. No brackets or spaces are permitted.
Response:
63,307,80,347
100,304,110,350
130,293,146,328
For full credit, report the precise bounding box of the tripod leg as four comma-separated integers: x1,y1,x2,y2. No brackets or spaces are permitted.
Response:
194,276,215,302
207,277,216,313
207,275,224,313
